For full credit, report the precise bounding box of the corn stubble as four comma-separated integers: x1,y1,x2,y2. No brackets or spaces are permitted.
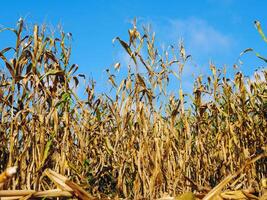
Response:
0,19,266,199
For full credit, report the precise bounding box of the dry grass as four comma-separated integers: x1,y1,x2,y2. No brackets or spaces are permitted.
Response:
0,19,266,199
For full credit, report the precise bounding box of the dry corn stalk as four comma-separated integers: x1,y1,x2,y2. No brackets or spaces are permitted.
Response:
0,19,266,199
202,154,266,200
0,189,72,199
44,169,97,200
220,190,259,199
0,167,17,189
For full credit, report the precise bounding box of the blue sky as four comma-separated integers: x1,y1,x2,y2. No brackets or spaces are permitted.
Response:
0,0,267,95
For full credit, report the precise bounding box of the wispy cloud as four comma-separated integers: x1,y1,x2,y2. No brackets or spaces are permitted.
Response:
244,69,266,92
114,17,236,94
249,69,266,82
165,18,233,56
150,17,236,92
116,17,234,68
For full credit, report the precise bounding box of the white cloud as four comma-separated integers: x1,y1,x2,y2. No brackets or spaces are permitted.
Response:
244,69,266,93
149,17,235,94
115,17,234,70
116,48,148,74
113,17,236,95
249,69,266,82
166,18,233,55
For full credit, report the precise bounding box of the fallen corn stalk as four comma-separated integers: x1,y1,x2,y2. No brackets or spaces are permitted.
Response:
202,153,266,200
44,169,97,200
0,166,17,189
0,168,97,200
0,189,72,199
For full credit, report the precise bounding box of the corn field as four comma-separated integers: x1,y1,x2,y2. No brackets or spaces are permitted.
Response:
0,19,266,199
